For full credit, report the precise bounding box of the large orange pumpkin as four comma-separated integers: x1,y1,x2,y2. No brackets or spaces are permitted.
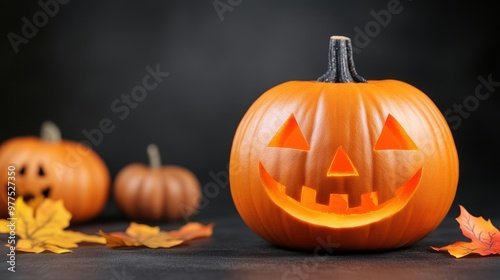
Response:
0,121,110,223
229,36,459,251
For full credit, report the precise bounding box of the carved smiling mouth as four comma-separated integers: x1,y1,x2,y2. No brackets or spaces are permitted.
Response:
22,187,51,202
259,162,422,227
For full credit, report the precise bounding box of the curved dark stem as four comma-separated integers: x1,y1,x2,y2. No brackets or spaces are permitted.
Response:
317,36,366,83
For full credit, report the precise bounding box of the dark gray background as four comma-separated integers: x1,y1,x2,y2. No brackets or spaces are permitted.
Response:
1,0,499,219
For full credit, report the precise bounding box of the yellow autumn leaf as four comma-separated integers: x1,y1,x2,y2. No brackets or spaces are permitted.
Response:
16,239,47,254
125,222,184,248
0,197,105,254
61,230,109,244
98,231,135,247
100,222,213,249
16,198,70,240
126,222,161,237
0,219,11,234
99,229,183,248
16,239,72,254
100,222,184,249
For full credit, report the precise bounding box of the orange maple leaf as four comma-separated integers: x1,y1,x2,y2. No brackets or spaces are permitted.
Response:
99,222,213,249
432,205,500,258
0,197,105,253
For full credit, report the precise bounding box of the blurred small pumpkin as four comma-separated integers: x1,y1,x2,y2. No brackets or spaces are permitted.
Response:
0,121,110,223
114,144,201,221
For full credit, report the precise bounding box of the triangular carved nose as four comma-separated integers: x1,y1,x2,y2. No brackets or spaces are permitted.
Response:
327,146,359,177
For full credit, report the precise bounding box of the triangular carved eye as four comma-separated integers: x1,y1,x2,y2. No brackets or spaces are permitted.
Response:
268,114,310,151
374,114,418,150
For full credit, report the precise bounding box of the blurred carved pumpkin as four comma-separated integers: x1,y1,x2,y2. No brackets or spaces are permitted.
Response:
0,121,110,223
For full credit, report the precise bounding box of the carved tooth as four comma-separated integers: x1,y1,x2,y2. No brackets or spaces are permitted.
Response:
329,194,348,213
359,191,379,210
371,191,379,206
300,186,317,205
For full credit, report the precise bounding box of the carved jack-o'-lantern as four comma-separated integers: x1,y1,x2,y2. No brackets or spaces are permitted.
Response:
229,36,459,251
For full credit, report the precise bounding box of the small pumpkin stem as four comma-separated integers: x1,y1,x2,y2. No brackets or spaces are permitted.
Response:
317,35,366,83
40,121,62,142
147,144,162,169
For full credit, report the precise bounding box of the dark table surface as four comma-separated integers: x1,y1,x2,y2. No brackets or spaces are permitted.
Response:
1,206,499,280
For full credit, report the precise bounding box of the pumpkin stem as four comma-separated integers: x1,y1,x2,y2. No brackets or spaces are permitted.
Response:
147,144,162,169
317,36,366,83
40,121,62,142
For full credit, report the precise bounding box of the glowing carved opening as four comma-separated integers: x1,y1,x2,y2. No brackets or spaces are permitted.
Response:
268,114,310,151
327,146,359,177
259,162,422,221
374,114,417,150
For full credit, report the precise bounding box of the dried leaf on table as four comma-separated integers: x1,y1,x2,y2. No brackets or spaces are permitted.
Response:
100,222,213,249
0,197,105,253
432,205,500,258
